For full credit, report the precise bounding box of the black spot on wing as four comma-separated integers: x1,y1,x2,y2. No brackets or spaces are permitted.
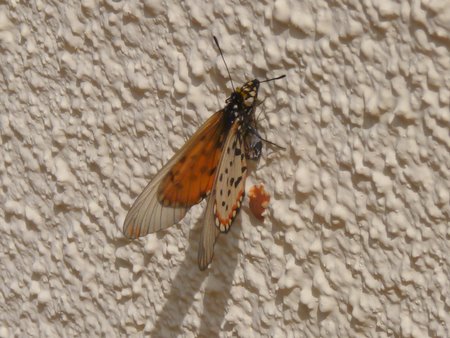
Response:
234,176,242,188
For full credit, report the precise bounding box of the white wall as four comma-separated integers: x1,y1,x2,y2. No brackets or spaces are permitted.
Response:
1,0,449,337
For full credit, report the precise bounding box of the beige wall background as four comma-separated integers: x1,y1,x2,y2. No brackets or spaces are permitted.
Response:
1,0,449,337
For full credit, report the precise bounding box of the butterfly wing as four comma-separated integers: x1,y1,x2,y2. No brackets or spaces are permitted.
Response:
123,110,228,239
198,121,248,270
197,192,221,270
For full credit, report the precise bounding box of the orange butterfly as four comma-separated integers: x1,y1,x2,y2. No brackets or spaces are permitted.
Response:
123,37,285,270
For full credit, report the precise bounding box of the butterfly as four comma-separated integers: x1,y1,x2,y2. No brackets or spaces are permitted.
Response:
123,37,285,270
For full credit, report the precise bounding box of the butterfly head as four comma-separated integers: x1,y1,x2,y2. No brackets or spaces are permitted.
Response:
235,79,260,107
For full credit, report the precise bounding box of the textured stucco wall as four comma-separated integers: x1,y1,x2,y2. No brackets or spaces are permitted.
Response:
1,0,449,337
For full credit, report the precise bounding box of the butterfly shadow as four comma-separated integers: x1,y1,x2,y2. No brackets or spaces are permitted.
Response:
148,214,241,336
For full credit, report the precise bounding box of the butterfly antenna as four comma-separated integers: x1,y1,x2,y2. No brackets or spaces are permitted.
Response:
260,74,286,83
213,36,235,92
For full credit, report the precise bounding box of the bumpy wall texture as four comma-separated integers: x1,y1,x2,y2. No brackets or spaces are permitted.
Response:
1,0,449,337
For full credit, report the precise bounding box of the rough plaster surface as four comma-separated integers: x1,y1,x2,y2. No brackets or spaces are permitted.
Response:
1,0,450,337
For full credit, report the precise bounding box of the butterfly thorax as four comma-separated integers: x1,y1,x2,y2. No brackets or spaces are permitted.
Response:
224,79,260,124
223,79,263,160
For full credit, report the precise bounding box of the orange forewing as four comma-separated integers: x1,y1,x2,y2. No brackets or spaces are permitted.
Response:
157,111,228,207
